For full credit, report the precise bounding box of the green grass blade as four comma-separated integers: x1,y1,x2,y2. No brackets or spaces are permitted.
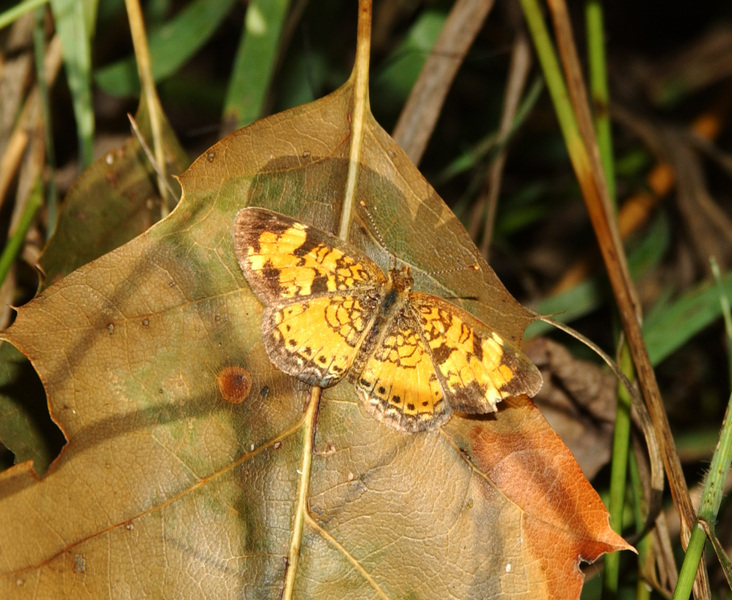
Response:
602,345,633,598
673,390,732,598
0,178,43,286
628,456,652,600
584,5,627,596
644,270,732,365
33,6,58,233
518,0,585,178
585,0,615,204
0,0,49,30
95,0,238,97
673,261,732,598
50,0,95,167
223,0,290,128
712,257,732,384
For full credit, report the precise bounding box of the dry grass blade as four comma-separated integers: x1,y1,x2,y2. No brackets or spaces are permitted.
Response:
662,133,732,274
469,19,532,258
0,32,62,212
125,0,172,215
0,15,34,157
392,0,495,165
543,1,710,595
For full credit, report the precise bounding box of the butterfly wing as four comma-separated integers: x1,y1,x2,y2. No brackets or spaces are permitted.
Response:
352,305,451,432
409,292,542,413
234,207,387,387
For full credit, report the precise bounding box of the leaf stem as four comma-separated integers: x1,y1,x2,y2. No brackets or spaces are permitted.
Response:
282,386,320,599
339,0,371,241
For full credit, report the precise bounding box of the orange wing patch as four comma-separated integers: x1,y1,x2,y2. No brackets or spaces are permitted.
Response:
234,207,542,433
263,295,378,387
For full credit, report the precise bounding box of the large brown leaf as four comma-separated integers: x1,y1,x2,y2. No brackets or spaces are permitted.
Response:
0,76,630,599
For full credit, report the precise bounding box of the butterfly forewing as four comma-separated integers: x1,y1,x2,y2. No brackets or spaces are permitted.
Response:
409,293,542,414
234,207,387,304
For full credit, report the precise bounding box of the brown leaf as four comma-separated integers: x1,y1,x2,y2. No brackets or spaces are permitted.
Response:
39,97,188,287
0,78,629,599
526,337,617,479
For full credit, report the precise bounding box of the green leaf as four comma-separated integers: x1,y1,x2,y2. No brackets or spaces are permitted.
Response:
95,0,238,97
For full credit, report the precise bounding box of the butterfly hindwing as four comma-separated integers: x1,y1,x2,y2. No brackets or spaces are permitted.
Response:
263,294,380,387
352,305,451,432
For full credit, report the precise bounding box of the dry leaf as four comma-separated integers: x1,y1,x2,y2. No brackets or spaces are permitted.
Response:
526,337,617,479
0,77,630,599
39,97,188,287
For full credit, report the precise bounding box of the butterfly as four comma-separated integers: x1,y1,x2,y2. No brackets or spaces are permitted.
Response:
234,207,542,432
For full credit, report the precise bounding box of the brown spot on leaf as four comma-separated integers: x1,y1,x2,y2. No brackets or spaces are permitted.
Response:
217,366,252,404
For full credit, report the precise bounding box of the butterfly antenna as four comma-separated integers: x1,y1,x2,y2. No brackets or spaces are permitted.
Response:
359,200,388,247
431,263,480,275
360,200,481,277
431,264,482,302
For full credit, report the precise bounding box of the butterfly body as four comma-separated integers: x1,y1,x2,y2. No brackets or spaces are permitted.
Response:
234,207,542,432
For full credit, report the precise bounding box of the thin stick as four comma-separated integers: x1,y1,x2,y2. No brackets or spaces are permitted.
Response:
281,386,321,599
125,0,171,215
339,0,372,241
